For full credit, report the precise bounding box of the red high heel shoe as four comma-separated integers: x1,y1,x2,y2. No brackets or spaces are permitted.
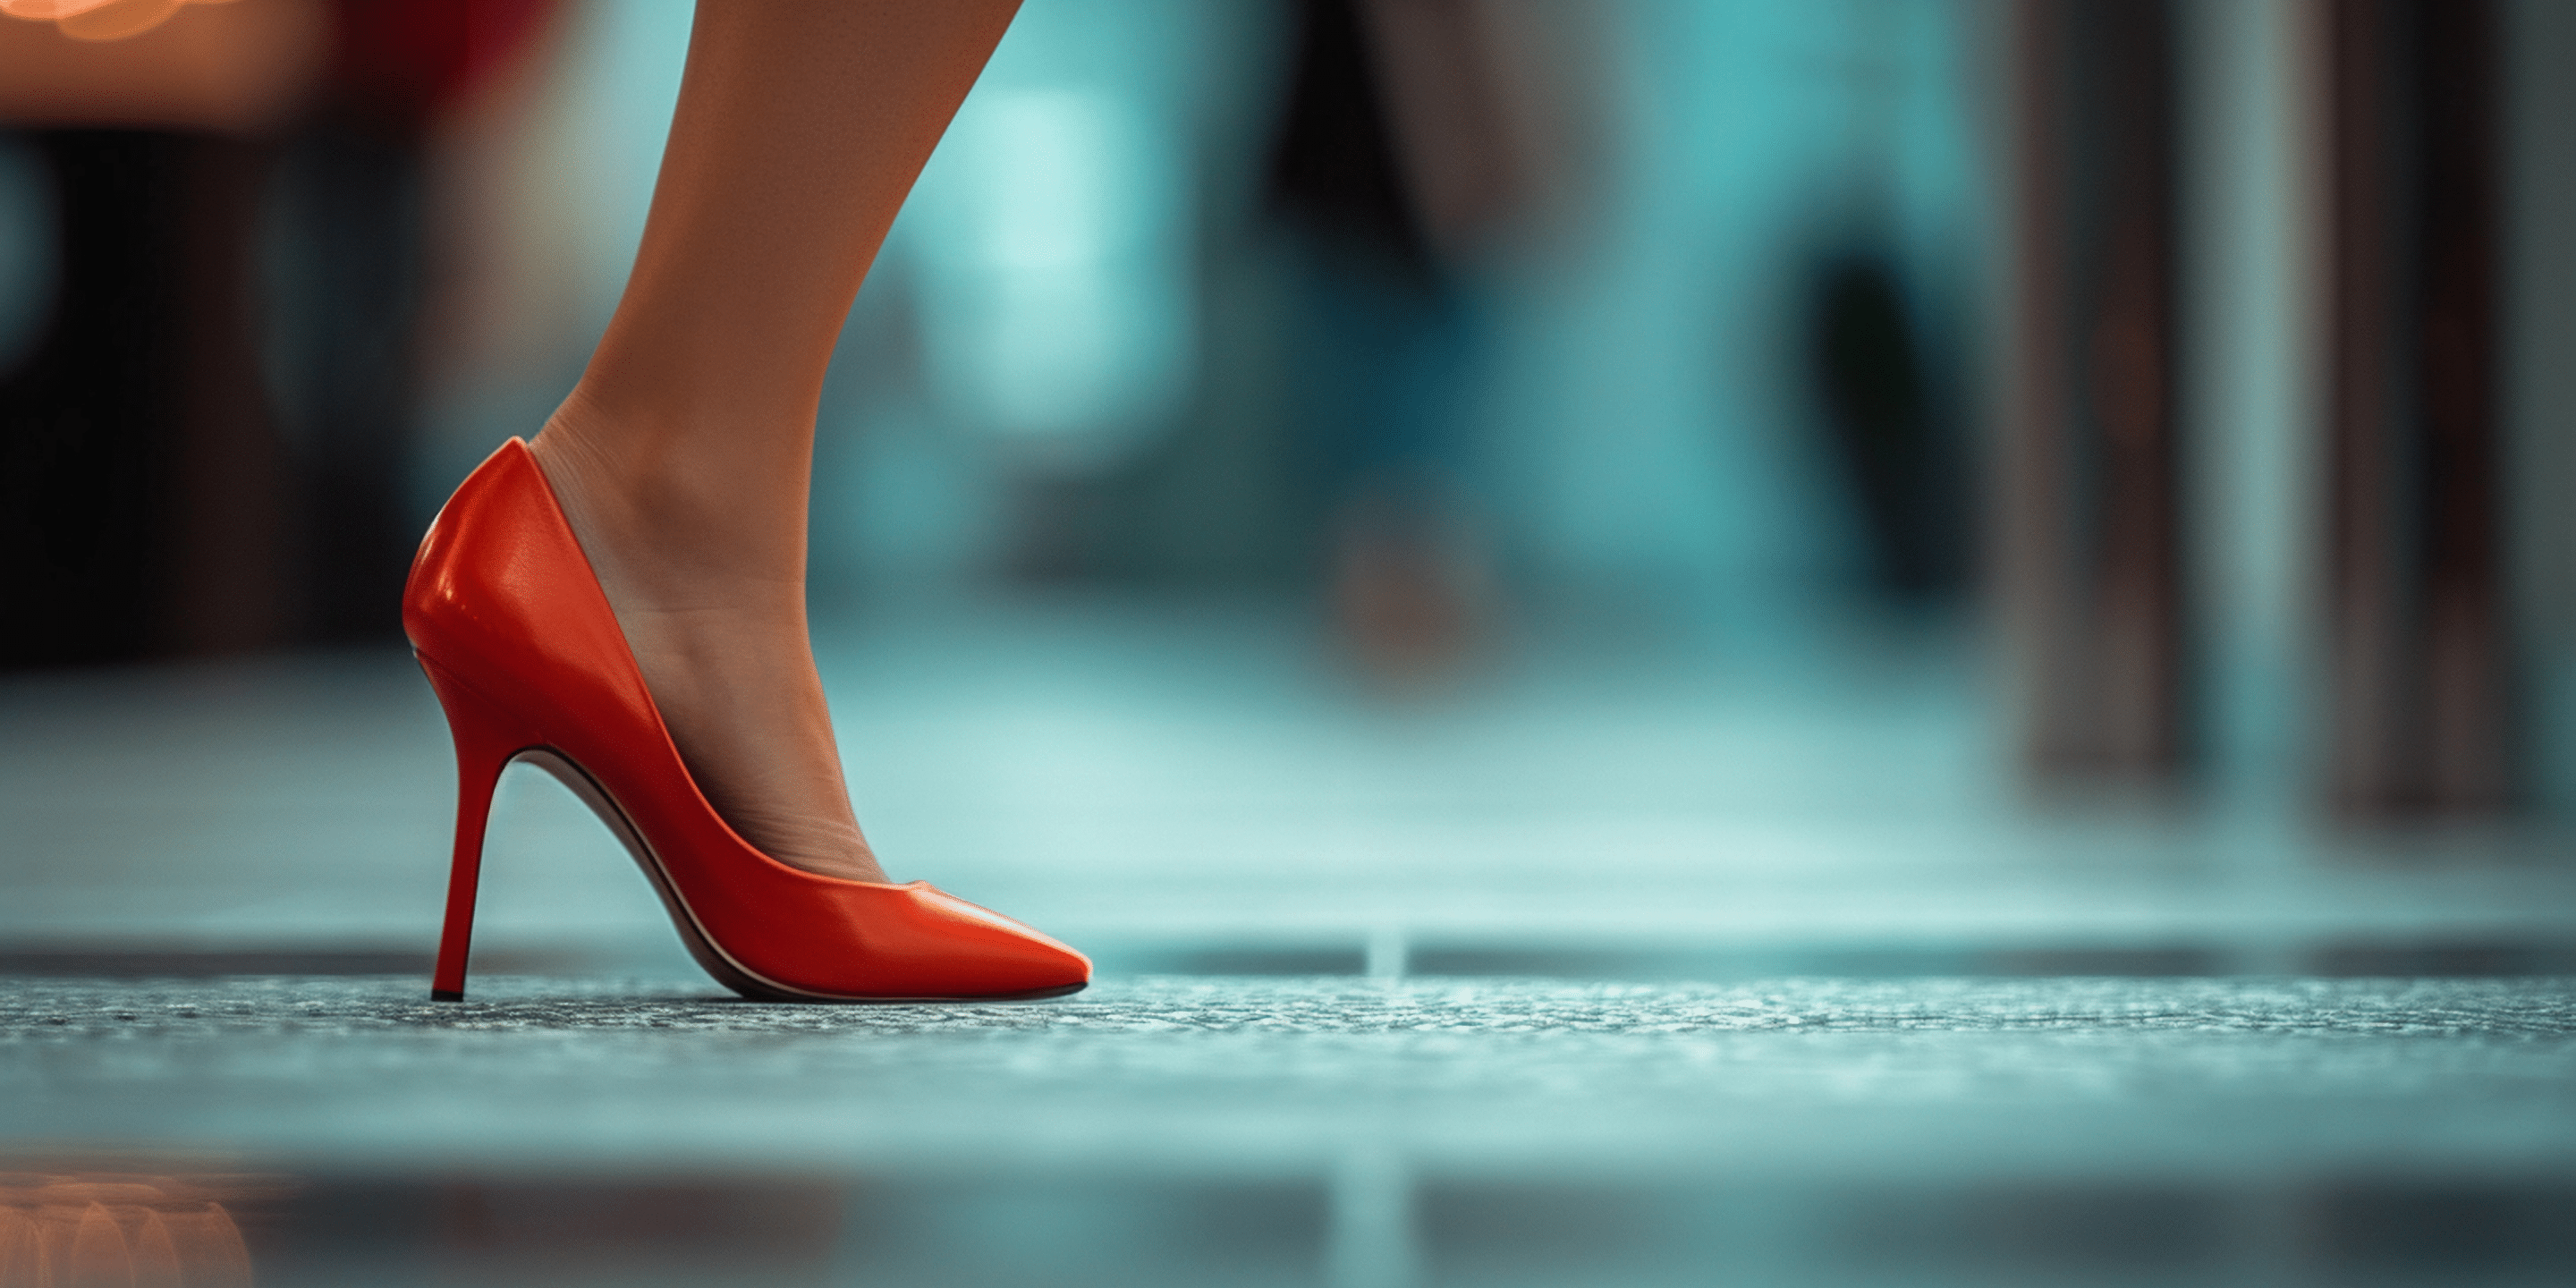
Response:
403,437,1089,1002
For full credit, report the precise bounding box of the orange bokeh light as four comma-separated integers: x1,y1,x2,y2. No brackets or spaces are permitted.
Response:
0,0,239,43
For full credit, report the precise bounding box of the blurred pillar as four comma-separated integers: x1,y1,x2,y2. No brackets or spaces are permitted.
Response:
2175,0,2323,791
2323,0,2513,814
173,135,293,656
0,131,288,667
2004,0,2190,782
267,116,428,644
2504,0,2576,815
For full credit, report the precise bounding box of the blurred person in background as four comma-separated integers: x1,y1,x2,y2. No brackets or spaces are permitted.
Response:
1267,0,1563,680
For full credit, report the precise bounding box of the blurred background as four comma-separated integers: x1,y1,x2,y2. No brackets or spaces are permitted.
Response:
10,0,2576,809
5,0,2576,1285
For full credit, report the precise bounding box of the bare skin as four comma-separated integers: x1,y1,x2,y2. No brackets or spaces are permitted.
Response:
528,0,1021,883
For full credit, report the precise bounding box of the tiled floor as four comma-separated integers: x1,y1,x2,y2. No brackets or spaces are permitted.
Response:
4,598,2575,1285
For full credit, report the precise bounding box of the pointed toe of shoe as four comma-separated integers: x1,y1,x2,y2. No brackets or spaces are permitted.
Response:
997,934,1092,996
911,884,1090,997
784,881,1088,1000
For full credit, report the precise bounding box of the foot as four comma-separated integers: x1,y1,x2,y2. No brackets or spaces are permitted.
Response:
524,411,889,885
1330,494,1486,683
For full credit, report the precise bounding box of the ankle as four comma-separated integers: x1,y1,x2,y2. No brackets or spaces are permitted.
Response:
530,394,810,604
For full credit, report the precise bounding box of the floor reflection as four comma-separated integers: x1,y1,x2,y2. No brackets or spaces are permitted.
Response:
8,1165,2569,1287
0,1173,268,1288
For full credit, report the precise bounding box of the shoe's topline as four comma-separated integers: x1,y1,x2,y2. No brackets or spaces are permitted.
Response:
403,437,1090,1002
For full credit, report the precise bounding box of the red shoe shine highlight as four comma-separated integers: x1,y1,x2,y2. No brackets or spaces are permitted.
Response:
404,437,1089,1002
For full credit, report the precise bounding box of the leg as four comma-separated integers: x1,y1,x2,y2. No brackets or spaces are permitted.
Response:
530,0,1020,881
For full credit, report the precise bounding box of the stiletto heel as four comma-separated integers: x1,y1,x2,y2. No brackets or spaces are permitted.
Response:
420,657,540,1002
403,438,1089,1002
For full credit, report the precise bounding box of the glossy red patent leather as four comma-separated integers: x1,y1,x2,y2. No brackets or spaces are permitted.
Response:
403,437,1090,1002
